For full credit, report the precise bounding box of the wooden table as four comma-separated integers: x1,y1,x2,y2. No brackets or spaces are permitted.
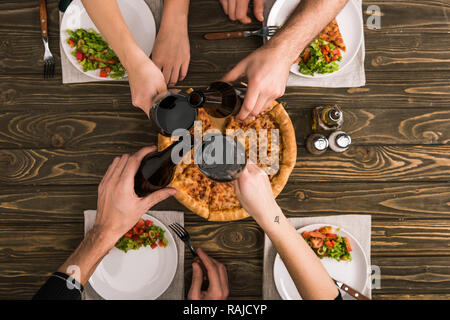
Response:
0,0,449,300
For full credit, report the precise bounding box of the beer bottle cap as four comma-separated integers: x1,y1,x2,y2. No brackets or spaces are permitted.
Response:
313,136,329,151
188,91,205,108
336,133,351,148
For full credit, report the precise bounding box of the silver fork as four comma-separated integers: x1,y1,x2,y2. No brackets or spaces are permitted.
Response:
204,26,279,40
169,223,209,289
39,0,55,78
169,222,197,257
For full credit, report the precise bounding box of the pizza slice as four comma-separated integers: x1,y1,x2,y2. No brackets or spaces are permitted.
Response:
225,109,281,177
208,181,248,221
170,163,212,219
319,18,346,52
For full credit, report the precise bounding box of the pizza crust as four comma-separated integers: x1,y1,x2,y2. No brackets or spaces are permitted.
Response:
171,179,210,219
208,207,249,222
268,103,297,198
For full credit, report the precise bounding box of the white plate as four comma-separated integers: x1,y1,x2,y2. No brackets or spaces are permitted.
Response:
60,0,156,80
267,0,363,78
273,224,369,300
89,214,178,300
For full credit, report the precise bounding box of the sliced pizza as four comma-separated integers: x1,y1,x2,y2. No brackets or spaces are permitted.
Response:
319,18,346,52
159,101,296,221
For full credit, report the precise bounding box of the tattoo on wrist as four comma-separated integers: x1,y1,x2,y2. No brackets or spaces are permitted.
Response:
274,216,280,224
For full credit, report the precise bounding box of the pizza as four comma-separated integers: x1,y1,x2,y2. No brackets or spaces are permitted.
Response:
319,18,346,52
158,102,297,221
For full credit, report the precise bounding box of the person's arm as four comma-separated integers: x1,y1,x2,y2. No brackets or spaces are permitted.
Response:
234,164,338,300
222,0,349,121
33,147,176,300
151,0,191,86
81,0,167,116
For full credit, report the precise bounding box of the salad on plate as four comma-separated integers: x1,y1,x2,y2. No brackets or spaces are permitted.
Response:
66,28,126,79
302,225,352,261
294,38,343,76
115,218,168,253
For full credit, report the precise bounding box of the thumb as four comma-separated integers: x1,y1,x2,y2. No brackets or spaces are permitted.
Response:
188,262,203,300
221,59,247,83
142,187,177,208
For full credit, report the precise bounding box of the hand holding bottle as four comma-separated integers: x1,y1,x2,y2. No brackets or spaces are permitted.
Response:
126,51,168,117
221,45,291,121
94,146,176,243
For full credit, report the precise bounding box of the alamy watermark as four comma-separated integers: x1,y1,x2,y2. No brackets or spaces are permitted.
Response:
366,5,381,30
169,120,280,175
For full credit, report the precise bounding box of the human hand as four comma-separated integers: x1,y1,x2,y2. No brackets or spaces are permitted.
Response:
188,248,229,300
234,164,280,221
219,0,264,24
94,146,176,245
126,50,168,116
221,45,291,121
152,23,190,86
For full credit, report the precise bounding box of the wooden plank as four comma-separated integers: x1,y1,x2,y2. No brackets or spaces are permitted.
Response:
373,293,450,300
1,244,448,299
371,256,450,295
1,145,449,185
0,220,448,264
1,73,449,113
2,30,450,77
279,182,450,219
0,182,449,223
0,108,449,149
293,145,450,182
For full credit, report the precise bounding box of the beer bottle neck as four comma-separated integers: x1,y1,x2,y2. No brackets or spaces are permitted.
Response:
189,88,223,109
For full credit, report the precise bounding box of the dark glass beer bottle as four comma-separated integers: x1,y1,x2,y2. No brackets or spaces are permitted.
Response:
150,93,198,136
134,138,192,197
195,133,246,182
188,81,243,118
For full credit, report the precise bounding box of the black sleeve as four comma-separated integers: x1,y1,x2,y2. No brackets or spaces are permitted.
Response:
33,272,83,300
334,289,343,300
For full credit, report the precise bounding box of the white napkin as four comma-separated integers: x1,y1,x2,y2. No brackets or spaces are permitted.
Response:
264,0,366,87
82,209,185,300
59,0,163,84
263,214,372,299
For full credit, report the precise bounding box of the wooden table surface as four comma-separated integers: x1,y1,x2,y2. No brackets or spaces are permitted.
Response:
0,0,449,300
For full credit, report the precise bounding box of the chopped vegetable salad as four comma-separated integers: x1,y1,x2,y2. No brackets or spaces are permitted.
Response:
66,28,126,79
302,226,352,261
115,218,168,253
295,38,342,76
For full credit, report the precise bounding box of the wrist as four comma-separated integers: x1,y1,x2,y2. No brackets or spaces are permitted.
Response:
122,46,150,72
88,225,120,250
253,204,284,230
267,32,308,63
160,0,189,33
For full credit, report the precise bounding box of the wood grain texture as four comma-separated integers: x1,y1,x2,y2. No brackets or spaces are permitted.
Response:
2,74,449,113
0,221,448,299
0,182,449,224
0,0,449,300
0,107,449,149
2,145,449,186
